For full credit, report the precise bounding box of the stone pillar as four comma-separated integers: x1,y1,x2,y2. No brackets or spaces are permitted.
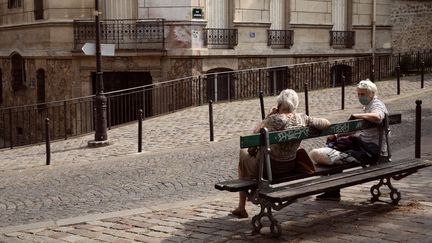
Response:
270,0,285,29
103,0,137,19
332,0,347,30
207,0,228,28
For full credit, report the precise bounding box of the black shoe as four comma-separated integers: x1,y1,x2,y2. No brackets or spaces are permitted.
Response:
316,190,341,201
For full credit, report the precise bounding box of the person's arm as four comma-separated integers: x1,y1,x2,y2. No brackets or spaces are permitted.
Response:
253,107,280,133
305,115,331,130
350,112,382,124
253,121,265,134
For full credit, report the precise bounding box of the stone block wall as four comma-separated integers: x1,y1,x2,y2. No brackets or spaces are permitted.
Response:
391,0,432,52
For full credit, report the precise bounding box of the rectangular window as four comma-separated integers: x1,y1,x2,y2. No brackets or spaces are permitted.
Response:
34,0,44,20
8,0,22,9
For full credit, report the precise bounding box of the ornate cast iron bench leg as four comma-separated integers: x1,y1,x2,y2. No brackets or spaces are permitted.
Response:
252,199,282,238
370,170,418,205
370,176,401,205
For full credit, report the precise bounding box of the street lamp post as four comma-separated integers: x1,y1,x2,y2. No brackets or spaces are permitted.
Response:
88,0,109,147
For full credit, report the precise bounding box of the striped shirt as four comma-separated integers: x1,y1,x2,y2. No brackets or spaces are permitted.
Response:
355,97,388,155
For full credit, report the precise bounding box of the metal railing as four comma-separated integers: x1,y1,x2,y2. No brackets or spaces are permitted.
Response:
330,31,355,48
267,30,294,49
73,19,165,50
1,50,431,149
203,28,238,49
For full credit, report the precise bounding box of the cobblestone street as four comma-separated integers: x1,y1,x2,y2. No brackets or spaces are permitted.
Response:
0,75,431,242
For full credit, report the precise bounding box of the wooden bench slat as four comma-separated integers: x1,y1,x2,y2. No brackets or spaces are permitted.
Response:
214,178,258,192
259,158,432,203
215,163,367,192
240,113,401,148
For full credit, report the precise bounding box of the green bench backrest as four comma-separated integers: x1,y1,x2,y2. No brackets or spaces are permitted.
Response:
240,113,401,148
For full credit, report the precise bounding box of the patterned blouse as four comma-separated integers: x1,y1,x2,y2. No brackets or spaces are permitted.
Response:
260,113,330,162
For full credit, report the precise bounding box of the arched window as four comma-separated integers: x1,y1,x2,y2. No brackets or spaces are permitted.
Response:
8,0,22,9
11,53,26,92
36,69,46,104
34,0,44,20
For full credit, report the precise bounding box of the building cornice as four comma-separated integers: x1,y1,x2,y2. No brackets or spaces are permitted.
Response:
352,25,392,30
164,20,207,26
232,22,271,28
289,24,333,29
0,20,74,30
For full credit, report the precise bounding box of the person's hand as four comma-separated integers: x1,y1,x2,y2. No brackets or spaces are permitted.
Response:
265,107,278,119
326,134,337,144
348,114,358,120
247,147,258,157
268,107,278,116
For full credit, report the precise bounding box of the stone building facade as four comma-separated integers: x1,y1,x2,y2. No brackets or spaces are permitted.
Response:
391,0,432,52
0,0,430,116
0,0,402,107
0,0,430,148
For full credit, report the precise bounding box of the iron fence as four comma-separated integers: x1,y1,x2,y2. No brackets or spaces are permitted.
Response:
74,19,165,50
0,50,431,149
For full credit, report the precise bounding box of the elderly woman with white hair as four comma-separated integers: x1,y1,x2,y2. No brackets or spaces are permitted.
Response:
230,89,331,218
312,79,389,201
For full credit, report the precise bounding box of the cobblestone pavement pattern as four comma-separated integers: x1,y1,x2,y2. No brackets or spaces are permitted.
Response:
0,74,431,242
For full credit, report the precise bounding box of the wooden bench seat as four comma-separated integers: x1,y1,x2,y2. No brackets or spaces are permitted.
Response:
213,113,431,237
215,114,401,194
260,158,432,204
214,162,363,192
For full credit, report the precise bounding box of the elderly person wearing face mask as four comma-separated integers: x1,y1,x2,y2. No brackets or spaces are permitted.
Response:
311,79,389,201
230,89,331,219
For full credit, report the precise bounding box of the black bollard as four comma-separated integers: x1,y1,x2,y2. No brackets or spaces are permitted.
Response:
45,118,51,165
304,83,309,116
421,60,425,89
138,109,143,153
9,108,13,149
415,100,422,158
341,74,345,110
209,99,214,142
259,91,265,120
396,65,400,95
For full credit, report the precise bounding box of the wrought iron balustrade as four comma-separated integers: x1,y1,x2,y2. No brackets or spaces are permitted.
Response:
267,30,294,48
1,49,431,150
73,19,165,50
330,31,355,48
204,28,238,49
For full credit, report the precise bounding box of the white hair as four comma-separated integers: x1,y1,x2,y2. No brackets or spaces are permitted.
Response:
277,89,299,112
357,79,378,96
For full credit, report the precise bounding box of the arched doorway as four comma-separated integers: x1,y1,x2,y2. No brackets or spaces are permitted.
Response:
331,64,352,87
268,66,290,95
206,68,234,102
92,71,153,126
36,69,45,104
10,52,25,92
0,68,3,104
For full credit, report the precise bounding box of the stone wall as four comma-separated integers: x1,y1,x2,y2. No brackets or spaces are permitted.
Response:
391,0,432,52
